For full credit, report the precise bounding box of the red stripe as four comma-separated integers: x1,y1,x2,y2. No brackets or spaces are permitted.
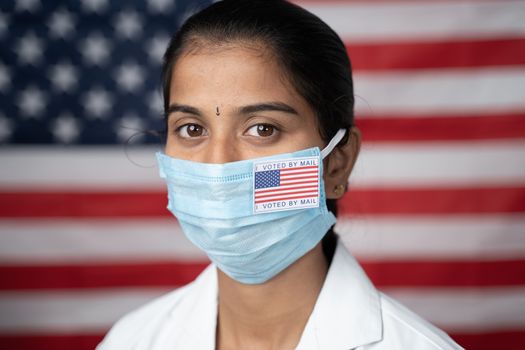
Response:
357,113,525,142
2,186,524,218
348,38,525,71
1,259,524,290
0,261,208,290
280,165,318,173
0,334,104,350
1,330,523,350
255,187,318,199
255,184,318,195
360,259,525,287
255,192,319,204
450,330,525,350
339,186,525,216
0,192,168,218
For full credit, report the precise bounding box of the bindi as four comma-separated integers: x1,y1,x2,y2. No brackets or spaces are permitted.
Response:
216,107,220,116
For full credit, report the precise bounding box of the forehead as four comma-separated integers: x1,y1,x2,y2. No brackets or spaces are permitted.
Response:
168,43,305,108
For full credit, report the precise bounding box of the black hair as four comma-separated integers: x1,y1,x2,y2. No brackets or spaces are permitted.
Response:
161,0,355,261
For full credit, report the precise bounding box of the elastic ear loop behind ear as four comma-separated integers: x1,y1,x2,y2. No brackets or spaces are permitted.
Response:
320,128,346,159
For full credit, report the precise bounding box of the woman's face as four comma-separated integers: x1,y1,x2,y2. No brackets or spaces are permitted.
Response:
165,44,325,163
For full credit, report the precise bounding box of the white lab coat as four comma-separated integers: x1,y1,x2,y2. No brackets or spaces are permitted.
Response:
98,241,463,349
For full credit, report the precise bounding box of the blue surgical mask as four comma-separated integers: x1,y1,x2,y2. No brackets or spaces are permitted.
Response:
156,129,346,284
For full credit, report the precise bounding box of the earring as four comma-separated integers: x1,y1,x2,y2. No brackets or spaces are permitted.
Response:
333,184,345,196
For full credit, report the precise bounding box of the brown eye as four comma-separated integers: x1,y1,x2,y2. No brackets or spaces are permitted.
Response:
178,124,207,138
247,124,276,137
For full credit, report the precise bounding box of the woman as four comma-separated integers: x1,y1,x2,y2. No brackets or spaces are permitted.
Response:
98,1,462,349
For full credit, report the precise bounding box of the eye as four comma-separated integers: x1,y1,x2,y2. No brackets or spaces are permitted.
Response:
177,124,207,138
246,124,277,137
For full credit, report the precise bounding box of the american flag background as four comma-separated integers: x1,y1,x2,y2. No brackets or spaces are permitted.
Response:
1,0,524,349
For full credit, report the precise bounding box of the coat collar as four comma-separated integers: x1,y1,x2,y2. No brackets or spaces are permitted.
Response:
297,241,383,349
169,265,218,349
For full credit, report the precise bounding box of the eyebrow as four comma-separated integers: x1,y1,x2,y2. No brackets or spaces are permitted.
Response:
165,101,299,118
166,104,202,117
239,102,298,116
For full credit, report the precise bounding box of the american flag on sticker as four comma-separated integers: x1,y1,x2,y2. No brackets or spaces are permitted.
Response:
253,156,320,214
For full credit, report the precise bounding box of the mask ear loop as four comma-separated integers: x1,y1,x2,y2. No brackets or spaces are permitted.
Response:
320,128,347,159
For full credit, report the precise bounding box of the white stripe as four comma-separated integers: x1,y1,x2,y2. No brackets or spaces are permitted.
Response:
0,219,206,264
0,289,169,333
2,216,524,263
1,141,524,188
0,286,523,332
384,286,525,332
352,140,525,186
0,147,164,190
338,215,525,261
301,1,525,42
354,67,525,115
255,186,318,198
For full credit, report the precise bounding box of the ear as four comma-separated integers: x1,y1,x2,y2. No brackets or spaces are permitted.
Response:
323,127,361,199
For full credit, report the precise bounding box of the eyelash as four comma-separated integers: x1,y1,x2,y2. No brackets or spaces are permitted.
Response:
245,123,279,138
175,123,207,138
174,123,280,139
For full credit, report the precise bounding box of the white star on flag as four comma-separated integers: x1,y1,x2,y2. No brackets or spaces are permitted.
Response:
82,87,113,119
114,10,143,39
15,32,44,66
114,62,145,93
16,85,47,118
48,62,78,92
48,8,75,39
52,113,80,143
80,33,111,66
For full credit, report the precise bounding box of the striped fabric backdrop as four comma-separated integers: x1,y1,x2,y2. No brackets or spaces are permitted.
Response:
1,0,525,349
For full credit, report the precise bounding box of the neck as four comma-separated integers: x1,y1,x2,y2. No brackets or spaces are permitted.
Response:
216,243,328,350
